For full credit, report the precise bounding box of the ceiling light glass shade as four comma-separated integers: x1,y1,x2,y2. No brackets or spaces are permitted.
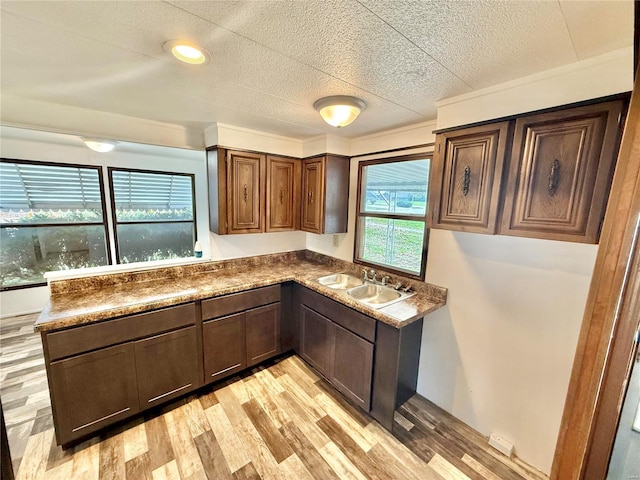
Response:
163,40,210,65
82,138,117,153
314,96,366,127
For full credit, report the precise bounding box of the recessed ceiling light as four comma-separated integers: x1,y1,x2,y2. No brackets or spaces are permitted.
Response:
163,40,210,65
82,138,117,153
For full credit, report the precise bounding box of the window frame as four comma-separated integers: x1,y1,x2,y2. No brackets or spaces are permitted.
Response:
107,166,198,264
0,158,112,291
353,153,431,281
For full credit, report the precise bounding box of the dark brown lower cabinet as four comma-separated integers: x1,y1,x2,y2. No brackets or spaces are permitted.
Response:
134,326,201,408
203,313,247,382
299,302,374,412
202,286,282,384
48,343,139,445
299,305,333,377
296,285,422,426
332,323,374,412
42,281,422,446
246,303,280,366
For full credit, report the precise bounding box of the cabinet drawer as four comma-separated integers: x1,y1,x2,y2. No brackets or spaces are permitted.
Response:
298,287,376,342
201,285,280,320
46,303,196,361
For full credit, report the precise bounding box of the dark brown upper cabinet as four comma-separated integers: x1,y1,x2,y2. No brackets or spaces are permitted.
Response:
429,97,625,243
227,150,265,234
301,155,350,234
429,122,511,234
500,101,624,243
266,156,300,232
207,148,266,235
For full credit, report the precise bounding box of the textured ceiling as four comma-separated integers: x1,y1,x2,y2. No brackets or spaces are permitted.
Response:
0,0,634,140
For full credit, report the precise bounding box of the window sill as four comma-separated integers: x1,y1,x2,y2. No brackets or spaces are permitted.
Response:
43,256,212,283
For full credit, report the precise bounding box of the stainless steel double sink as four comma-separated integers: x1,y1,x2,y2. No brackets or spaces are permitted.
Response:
315,273,416,309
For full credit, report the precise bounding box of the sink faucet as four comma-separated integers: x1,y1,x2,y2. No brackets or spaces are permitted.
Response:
362,268,371,282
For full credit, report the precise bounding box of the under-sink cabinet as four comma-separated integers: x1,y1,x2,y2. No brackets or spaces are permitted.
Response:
295,285,422,429
42,302,201,446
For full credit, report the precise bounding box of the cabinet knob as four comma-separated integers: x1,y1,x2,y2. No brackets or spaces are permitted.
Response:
548,159,560,196
462,165,471,196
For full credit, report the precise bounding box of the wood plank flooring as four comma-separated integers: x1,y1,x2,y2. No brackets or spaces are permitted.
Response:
1,312,547,480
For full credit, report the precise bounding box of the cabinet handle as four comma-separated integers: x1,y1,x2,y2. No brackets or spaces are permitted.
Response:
280,189,284,203
308,190,313,205
243,184,248,202
548,159,560,196
462,165,471,196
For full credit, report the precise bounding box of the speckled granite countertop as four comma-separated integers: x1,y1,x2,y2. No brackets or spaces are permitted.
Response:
35,251,447,332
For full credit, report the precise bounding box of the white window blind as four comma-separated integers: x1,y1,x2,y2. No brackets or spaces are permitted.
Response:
111,170,193,212
0,162,102,211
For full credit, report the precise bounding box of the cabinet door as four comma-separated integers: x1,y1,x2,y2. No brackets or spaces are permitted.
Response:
266,156,300,232
203,313,247,383
429,122,510,234
332,323,374,412
301,158,324,234
134,326,200,408
299,305,333,377
48,344,139,445
500,101,623,243
227,150,265,234
246,303,281,367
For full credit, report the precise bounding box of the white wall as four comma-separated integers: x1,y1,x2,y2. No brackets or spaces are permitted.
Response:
421,231,596,472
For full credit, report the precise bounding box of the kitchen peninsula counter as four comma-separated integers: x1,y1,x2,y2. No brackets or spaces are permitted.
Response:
35,250,447,332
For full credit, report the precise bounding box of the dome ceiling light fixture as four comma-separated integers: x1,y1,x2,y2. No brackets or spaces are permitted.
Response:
82,138,117,153
314,95,367,128
163,39,211,65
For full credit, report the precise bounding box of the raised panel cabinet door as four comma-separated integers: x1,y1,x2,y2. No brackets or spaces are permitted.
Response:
331,323,374,412
266,156,300,232
299,305,333,377
429,122,510,234
227,150,265,234
246,303,281,366
500,101,623,243
203,313,247,383
134,326,200,408
301,158,324,233
48,343,139,445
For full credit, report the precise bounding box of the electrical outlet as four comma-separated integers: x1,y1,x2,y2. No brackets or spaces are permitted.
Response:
489,433,514,457
332,234,339,247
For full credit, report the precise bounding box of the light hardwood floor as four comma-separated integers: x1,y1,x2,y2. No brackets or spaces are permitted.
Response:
1,313,547,480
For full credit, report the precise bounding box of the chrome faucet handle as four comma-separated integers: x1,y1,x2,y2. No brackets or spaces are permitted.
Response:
393,282,403,290
381,276,390,285
362,268,369,281
402,285,413,293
